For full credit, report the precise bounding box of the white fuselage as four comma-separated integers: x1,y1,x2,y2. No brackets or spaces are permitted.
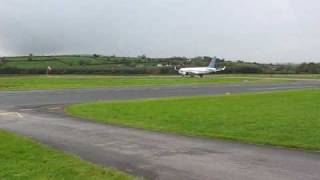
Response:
178,67,217,75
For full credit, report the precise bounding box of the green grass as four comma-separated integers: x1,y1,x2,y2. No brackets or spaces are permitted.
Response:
3,56,127,69
274,74,320,79
0,75,290,90
67,89,320,150
0,130,136,180
219,74,320,79
5,60,67,69
4,56,100,69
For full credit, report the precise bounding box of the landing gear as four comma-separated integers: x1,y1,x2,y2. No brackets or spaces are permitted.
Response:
199,74,204,78
185,72,194,78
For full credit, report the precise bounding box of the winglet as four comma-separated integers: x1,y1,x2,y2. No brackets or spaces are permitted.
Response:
217,66,226,71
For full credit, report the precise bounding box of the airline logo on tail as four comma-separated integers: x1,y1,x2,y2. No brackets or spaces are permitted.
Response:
208,57,217,68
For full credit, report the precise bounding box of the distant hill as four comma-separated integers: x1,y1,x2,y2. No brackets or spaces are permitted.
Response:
0,55,319,74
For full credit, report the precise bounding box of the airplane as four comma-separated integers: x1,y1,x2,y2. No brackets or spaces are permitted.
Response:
175,57,226,77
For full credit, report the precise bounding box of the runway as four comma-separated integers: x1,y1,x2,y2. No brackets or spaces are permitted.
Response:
1,80,319,108
1,81,320,180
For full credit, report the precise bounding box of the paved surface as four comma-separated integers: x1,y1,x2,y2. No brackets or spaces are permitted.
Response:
1,81,319,108
1,81,320,180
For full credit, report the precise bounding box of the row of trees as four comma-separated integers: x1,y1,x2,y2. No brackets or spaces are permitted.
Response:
0,55,319,74
1,63,319,74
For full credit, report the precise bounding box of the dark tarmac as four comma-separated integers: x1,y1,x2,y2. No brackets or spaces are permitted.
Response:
1,81,320,180
1,81,319,108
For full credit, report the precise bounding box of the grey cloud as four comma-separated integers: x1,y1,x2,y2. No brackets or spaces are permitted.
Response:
0,0,320,63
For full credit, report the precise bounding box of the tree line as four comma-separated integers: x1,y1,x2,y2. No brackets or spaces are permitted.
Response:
0,55,319,74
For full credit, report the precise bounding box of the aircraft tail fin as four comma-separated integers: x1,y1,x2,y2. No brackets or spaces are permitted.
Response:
208,57,218,68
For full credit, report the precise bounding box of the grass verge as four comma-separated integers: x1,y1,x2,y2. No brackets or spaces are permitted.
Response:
67,89,320,150
0,75,290,90
0,130,136,179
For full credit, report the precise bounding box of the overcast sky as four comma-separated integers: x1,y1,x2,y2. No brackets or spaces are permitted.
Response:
0,0,319,63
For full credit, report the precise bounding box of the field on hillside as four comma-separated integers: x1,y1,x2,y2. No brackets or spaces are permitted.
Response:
0,75,290,90
3,56,148,69
67,89,320,150
0,130,135,179
1,55,169,74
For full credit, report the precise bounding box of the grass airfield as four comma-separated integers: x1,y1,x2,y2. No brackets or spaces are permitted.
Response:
67,89,320,150
1,74,319,179
0,74,297,90
221,74,320,79
0,130,136,180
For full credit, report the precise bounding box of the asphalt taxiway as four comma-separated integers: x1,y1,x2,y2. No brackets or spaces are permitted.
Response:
1,80,319,108
1,81,320,180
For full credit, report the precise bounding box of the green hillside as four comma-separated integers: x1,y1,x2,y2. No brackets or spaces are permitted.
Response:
0,55,319,74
